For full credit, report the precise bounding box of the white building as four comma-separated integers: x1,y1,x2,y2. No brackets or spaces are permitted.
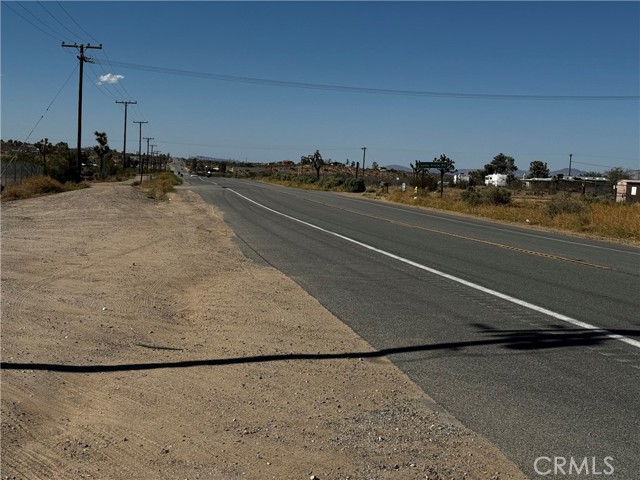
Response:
484,174,508,187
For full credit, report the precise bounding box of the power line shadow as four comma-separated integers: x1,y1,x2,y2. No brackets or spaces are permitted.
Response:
2,326,638,374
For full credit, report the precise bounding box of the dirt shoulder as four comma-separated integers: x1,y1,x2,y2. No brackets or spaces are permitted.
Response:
1,182,527,479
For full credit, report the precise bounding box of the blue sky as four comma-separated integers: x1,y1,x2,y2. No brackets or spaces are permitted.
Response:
2,1,639,172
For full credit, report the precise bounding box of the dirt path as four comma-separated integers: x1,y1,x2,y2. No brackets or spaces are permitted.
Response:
1,182,527,479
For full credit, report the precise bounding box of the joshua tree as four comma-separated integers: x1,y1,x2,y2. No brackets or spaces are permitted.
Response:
301,150,324,180
433,154,456,197
35,138,52,175
93,131,111,179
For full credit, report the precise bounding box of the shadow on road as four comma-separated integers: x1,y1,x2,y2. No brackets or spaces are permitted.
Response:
2,325,638,373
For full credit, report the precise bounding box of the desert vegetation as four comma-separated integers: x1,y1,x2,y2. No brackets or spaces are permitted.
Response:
132,171,183,200
379,188,639,243
0,175,88,200
262,154,638,244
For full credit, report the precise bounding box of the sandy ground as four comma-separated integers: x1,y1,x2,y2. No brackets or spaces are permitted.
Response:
1,182,527,479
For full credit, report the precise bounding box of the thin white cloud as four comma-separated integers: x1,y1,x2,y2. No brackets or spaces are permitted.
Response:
97,73,124,85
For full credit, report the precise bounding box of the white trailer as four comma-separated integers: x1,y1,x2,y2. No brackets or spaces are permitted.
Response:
484,174,508,187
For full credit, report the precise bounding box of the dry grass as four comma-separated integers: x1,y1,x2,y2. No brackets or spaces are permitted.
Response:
264,176,639,244
137,172,183,200
1,176,87,201
377,189,640,243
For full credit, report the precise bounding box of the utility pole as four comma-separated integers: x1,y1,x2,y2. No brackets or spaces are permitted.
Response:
134,121,148,182
62,42,102,180
115,100,137,168
143,137,154,178
569,153,573,178
150,144,157,172
144,137,154,161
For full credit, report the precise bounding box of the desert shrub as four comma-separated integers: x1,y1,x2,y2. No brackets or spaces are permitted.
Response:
547,193,586,216
318,175,345,190
159,171,183,186
26,176,66,194
342,177,366,193
271,171,293,182
1,176,87,201
460,187,484,205
296,175,317,184
581,195,614,206
484,186,512,205
460,186,511,206
140,172,182,200
48,158,77,184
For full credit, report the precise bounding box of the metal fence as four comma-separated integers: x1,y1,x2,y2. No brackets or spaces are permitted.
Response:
519,179,614,197
1,158,44,187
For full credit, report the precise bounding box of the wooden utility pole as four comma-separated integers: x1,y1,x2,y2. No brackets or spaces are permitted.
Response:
143,136,154,179
150,144,157,172
134,121,148,182
62,42,102,180
115,100,137,168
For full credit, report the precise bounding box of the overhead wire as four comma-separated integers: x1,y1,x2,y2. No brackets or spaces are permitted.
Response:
0,64,79,176
4,2,63,42
37,1,83,43
51,1,144,140
572,160,635,169
56,3,139,105
95,59,639,102
55,1,100,44
5,2,638,165
6,1,146,148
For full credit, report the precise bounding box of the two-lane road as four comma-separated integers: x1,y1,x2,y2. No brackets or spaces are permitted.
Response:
186,176,640,478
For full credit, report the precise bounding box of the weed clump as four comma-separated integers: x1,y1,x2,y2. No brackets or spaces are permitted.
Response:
342,177,366,193
1,176,86,201
138,172,182,200
547,193,585,216
460,186,511,206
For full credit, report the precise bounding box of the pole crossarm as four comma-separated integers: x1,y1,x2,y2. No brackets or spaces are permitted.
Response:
115,100,137,168
61,42,103,179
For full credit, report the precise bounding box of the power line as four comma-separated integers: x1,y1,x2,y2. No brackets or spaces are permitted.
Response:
62,42,103,179
0,64,78,176
94,59,640,101
4,2,63,41
54,2,133,101
55,1,101,45
573,160,636,169
37,1,83,43
9,1,134,103
50,2,132,101
86,63,121,101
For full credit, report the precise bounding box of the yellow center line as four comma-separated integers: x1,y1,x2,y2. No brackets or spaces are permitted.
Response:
306,198,611,270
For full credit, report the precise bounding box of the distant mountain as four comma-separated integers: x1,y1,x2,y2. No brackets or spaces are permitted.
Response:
190,155,236,163
551,168,584,176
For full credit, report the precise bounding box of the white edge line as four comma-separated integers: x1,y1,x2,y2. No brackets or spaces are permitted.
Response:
227,187,640,350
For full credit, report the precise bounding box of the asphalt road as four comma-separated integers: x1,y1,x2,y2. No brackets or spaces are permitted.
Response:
185,176,640,479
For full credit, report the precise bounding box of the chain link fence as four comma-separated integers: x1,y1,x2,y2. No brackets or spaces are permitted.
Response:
1,158,44,188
